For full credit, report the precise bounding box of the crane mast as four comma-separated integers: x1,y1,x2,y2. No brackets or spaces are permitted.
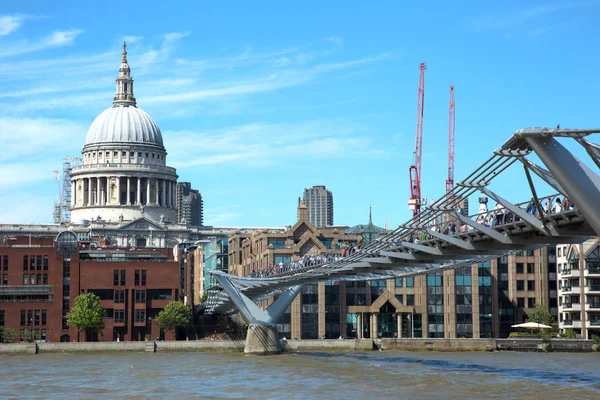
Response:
446,85,455,194
408,62,426,218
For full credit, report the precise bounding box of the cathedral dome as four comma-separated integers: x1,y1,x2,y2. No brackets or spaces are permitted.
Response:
84,106,164,148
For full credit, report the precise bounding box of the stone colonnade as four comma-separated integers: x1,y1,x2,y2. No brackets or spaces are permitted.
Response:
71,177,176,208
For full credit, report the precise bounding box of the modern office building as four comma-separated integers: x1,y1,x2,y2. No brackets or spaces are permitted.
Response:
302,186,334,228
176,182,203,227
557,238,600,339
0,232,180,343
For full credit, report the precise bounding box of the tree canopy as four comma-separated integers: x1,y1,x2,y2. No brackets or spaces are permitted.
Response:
526,304,555,326
67,293,105,337
155,301,192,334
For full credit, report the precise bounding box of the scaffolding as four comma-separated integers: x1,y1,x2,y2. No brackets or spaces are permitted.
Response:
53,157,81,224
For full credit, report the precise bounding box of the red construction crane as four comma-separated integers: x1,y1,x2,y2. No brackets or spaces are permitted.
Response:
446,85,455,194
408,62,426,218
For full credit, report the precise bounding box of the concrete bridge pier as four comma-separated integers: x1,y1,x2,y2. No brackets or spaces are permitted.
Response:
213,273,301,355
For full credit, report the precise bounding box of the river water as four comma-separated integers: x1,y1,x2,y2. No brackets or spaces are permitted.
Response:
1,351,599,399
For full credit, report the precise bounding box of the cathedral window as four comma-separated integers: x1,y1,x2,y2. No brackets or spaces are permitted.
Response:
114,151,118,157
130,152,134,157
138,152,142,157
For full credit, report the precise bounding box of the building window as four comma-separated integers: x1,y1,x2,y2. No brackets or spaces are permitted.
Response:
528,298,536,308
41,329,46,340
43,274,48,285
114,270,119,286
142,270,146,286
135,290,146,303
135,270,140,286
406,276,414,287
43,255,48,270
406,294,415,306
36,255,42,270
30,275,35,285
135,309,146,323
23,274,28,285
120,270,126,286
527,280,535,291
516,263,524,274
517,280,524,291
517,297,525,308
36,274,41,285
41,310,47,325
395,277,403,287
2,274,7,285
34,310,40,325
20,310,26,326
2,255,8,270
114,310,124,323
30,255,35,270
267,239,286,249
527,263,535,274
114,290,125,304
23,255,28,271
0,310,4,326
395,294,404,304
558,248,562,257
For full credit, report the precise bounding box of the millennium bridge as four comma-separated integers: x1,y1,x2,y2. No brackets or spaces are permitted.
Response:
205,127,600,354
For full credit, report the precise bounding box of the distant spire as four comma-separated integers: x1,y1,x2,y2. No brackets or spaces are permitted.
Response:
122,41,128,63
368,202,372,225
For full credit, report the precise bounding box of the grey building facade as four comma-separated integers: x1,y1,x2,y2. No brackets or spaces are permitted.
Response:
176,182,203,227
302,185,334,228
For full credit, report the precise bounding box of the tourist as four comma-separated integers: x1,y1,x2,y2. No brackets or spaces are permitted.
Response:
553,198,562,213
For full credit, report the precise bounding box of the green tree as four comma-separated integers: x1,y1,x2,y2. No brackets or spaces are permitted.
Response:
562,328,577,339
19,329,39,343
155,301,192,339
526,304,555,326
67,292,105,341
199,292,208,303
0,327,17,343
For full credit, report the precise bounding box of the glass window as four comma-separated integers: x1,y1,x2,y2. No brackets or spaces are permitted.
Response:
43,255,48,270
406,294,415,306
406,276,414,287
395,277,403,287
516,280,524,291
527,263,535,274
120,270,126,286
23,255,28,271
23,274,28,285
527,280,536,291
528,298,536,308
36,256,42,270
142,270,146,286
516,263,524,274
135,270,140,286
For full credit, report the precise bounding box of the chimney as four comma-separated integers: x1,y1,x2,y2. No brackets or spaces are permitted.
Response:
298,198,308,222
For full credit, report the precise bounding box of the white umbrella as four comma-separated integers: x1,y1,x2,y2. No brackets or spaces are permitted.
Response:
511,322,552,329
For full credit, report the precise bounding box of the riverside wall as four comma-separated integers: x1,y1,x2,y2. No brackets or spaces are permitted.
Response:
0,338,596,355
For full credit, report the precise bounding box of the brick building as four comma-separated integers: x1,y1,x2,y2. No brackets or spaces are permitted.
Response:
0,232,181,342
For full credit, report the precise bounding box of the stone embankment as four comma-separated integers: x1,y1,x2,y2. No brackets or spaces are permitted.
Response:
0,338,596,355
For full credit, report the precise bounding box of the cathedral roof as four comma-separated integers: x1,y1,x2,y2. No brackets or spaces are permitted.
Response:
83,42,164,149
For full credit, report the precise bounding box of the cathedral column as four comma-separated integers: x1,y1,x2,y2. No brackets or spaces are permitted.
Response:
137,177,141,205
161,179,166,207
71,180,76,207
126,177,131,205
116,176,121,205
155,179,159,204
172,182,176,209
95,177,100,205
146,179,151,206
166,181,171,207
87,178,92,206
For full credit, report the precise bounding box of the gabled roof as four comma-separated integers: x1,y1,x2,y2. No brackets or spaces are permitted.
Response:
118,217,165,231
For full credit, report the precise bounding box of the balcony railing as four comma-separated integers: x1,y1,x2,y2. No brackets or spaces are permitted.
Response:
563,320,573,326
560,269,572,275
587,302,600,309
586,267,600,275
0,286,54,295
587,285,600,292
562,286,572,292
589,319,600,326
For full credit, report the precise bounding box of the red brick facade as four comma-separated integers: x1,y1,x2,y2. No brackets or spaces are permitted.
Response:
0,236,181,342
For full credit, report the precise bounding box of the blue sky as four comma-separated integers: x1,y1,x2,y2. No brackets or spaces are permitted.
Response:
0,1,599,227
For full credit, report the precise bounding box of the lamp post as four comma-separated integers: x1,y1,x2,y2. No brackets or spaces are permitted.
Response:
29,318,34,343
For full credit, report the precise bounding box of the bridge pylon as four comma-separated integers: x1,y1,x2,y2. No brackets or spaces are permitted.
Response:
213,273,302,355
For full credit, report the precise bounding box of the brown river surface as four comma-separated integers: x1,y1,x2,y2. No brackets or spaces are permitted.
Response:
1,351,599,399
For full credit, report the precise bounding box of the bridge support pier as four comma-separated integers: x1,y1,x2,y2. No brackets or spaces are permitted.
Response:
213,273,302,355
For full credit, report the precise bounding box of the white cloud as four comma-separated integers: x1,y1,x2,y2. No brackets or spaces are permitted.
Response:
0,15,23,36
0,117,85,161
45,29,83,46
473,2,593,31
164,119,389,169
326,36,343,48
123,35,142,44
0,29,84,58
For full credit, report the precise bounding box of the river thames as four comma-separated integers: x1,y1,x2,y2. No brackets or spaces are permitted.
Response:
1,351,599,399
